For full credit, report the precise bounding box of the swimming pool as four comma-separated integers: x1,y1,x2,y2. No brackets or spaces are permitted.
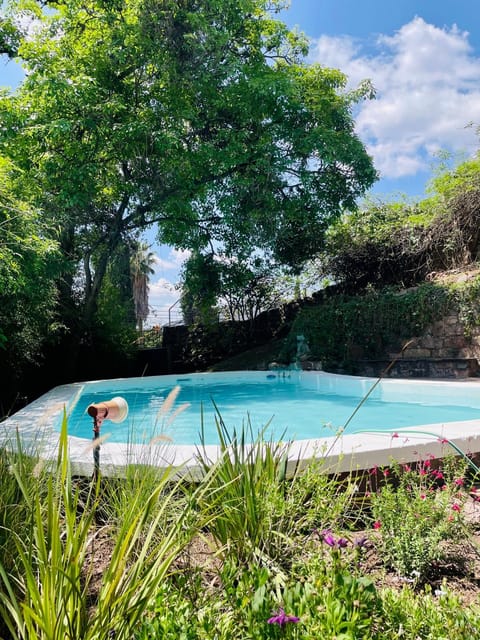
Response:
66,370,480,444
3,371,480,477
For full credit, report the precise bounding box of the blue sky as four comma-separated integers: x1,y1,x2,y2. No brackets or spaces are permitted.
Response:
152,0,480,319
2,0,480,320
280,0,480,197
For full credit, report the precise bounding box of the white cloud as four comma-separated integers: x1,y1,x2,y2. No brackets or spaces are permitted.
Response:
310,17,480,179
153,247,191,271
143,248,190,326
146,277,181,327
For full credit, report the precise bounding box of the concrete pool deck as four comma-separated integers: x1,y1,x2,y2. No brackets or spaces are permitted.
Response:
2,374,480,478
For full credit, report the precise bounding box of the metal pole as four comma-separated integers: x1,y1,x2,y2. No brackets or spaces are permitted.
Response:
93,416,100,480
88,404,108,480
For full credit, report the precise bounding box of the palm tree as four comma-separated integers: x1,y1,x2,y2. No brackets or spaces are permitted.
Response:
130,241,156,334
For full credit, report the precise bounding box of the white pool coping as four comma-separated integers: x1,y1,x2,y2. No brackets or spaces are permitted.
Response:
2,371,480,478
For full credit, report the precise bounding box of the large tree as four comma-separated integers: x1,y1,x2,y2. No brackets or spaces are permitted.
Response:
0,0,377,349
0,156,61,406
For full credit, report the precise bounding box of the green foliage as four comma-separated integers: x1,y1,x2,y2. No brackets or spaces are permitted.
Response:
428,153,480,201
0,14,21,58
282,283,451,368
130,241,156,332
380,585,480,639
370,458,468,580
181,253,290,324
195,414,363,566
0,0,376,350
0,438,46,585
95,270,137,356
322,154,480,291
0,416,210,640
180,252,221,325
196,414,294,564
2,417,480,639
138,554,381,640
0,157,62,403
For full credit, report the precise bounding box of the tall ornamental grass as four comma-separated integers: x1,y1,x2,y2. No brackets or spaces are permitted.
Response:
1,404,480,639
0,415,213,640
195,410,365,566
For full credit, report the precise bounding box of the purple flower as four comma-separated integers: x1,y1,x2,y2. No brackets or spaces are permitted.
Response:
353,535,368,548
321,530,350,549
267,608,300,627
322,531,336,547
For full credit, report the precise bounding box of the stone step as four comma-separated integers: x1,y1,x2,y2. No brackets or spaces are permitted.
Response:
357,358,479,379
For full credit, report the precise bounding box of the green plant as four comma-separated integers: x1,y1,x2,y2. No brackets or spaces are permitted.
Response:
281,283,451,368
195,411,294,564
195,407,364,567
369,459,468,580
380,583,480,639
0,415,213,640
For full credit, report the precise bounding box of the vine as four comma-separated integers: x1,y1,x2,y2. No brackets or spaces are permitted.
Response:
281,278,480,370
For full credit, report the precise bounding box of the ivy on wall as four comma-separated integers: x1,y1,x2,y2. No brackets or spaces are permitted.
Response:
281,277,480,370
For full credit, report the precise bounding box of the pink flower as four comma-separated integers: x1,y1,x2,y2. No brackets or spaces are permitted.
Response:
438,437,449,444
403,465,412,472
452,503,461,512
420,494,426,500
391,432,399,438
373,520,382,530
454,478,464,487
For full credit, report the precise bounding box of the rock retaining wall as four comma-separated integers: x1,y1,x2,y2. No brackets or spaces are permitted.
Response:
359,312,480,378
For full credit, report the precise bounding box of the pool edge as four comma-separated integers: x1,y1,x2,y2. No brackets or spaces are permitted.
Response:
3,373,480,478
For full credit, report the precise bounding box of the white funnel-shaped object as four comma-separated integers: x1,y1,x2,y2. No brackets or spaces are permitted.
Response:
87,396,129,423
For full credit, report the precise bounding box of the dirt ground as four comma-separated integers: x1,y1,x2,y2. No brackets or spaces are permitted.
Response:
84,493,480,609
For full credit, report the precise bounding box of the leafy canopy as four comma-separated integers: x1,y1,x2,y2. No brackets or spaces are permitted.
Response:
0,0,376,339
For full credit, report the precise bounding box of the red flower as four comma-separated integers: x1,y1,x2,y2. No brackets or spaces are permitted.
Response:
452,503,461,512
373,520,382,530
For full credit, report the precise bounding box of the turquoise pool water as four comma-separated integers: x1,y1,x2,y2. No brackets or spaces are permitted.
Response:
64,372,480,445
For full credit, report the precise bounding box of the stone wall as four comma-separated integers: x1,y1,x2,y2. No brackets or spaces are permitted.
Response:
359,312,480,378
162,304,480,379
393,313,480,361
